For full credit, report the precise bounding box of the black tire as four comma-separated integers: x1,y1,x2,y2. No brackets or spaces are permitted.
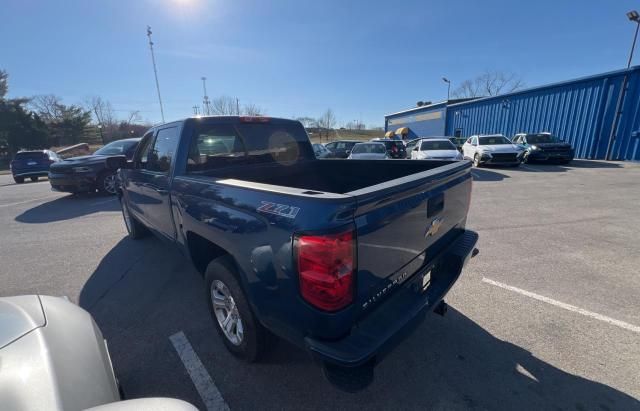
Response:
473,154,481,167
120,198,147,239
30,176,38,182
97,171,118,195
13,176,24,184
205,256,269,362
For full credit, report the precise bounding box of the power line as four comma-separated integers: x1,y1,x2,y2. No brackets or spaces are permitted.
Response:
146,26,165,123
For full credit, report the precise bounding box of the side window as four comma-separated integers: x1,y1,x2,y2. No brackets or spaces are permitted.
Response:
146,127,180,173
186,125,246,173
472,136,478,145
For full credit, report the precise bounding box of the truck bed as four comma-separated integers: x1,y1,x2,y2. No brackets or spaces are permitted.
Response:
206,159,459,194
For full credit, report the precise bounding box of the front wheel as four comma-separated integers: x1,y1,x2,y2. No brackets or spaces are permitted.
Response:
98,172,118,195
205,256,270,362
473,154,481,167
13,176,24,184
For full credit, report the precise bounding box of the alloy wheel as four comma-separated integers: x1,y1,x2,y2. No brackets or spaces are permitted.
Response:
103,173,117,194
211,280,244,346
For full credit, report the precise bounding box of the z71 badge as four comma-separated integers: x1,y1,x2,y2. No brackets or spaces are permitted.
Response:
257,201,300,219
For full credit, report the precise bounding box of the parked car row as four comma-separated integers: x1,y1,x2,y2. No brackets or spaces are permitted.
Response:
318,132,574,167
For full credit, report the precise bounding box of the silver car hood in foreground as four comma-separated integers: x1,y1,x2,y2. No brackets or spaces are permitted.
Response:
0,295,120,411
0,295,45,350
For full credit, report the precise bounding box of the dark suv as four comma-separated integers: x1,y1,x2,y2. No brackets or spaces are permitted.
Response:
49,138,140,195
10,150,61,184
324,140,360,158
512,133,574,164
370,138,406,159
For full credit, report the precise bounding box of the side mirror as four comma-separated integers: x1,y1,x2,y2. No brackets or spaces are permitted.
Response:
106,155,128,170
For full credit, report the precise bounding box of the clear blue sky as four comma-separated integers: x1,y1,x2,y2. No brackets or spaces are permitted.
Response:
2,0,639,127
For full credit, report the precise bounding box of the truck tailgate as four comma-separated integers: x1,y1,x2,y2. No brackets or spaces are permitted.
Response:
348,161,472,312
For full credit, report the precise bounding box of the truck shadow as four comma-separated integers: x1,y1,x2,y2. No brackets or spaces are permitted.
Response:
15,193,119,224
80,238,640,411
471,168,510,181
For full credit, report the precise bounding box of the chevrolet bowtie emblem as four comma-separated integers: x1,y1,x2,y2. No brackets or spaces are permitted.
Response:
425,217,444,238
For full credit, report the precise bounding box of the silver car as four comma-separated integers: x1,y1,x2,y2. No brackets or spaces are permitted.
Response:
347,142,389,160
0,295,197,411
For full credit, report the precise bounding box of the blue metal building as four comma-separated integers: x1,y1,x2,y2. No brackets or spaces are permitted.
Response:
384,67,640,160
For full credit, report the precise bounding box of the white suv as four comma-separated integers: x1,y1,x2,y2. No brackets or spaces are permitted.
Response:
462,134,523,167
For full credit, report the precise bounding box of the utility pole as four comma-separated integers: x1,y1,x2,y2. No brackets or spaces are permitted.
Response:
201,77,210,115
605,10,640,160
146,26,165,123
192,105,200,116
236,97,240,115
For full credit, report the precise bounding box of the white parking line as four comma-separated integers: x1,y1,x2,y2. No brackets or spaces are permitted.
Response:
169,331,230,411
482,278,640,334
0,194,59,208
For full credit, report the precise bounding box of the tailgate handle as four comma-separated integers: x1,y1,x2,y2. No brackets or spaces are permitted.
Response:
427,193,444,217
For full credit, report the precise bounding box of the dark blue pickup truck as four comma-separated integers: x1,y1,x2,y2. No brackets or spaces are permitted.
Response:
115,116,478,391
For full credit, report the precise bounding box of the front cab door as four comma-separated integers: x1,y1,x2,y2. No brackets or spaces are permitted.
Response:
126,125,182,240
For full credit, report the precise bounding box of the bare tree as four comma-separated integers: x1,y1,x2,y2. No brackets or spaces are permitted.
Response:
316,109,337,141
211,95,240,115
243,103,264,116
126,110,142,124
85,96,116,127
0,69,8,99
295,116,316,128
452,71,524,98
30,95,65,122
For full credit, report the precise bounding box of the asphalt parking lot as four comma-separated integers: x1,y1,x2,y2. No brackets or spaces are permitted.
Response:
1,161,639,411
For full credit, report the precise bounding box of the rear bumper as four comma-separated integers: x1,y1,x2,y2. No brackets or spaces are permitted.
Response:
305,229,478,368
48,172,98,193
12,169,50,178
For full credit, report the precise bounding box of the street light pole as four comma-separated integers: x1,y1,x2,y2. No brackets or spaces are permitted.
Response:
442,77,451,100
605,10,640,160
146,26,165,123
627,10,640,68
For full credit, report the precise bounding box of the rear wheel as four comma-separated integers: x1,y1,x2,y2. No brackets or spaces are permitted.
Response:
30,176,38,182
205,256,269,362
120,198,147,239
13,176,24,184
473,154,481,167
98,172,118,195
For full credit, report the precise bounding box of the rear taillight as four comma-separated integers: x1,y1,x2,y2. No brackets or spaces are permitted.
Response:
295,229,355,312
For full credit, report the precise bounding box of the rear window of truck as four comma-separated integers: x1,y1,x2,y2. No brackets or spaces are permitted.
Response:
186,122,313,174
